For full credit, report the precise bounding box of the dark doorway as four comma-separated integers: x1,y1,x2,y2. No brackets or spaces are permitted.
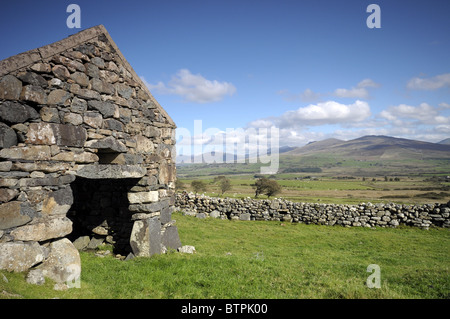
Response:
67,177,138,255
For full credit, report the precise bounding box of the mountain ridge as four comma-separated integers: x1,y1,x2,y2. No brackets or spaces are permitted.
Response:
284,135,450,160
176,135,450,164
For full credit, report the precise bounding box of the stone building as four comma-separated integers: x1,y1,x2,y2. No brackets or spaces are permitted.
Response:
0,25,180,285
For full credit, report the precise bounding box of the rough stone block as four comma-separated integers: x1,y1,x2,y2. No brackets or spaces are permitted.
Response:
127,191,159,204
84,136,127,152
70,71,89,87
90,57,105,69
26,123,87,147
84,62,99,78
88,100,116,118
210,210,221,218
0,145,51,161
72,236,90,250
20,85,47,104
0,122,17,148
135,135,154,153
75,164,146,179
52,65,70,80
98,153,143,165
83,111,103,128
51,151,99,163
0,101,39,123
103,118,124,131
158,161,175,184
0,75,22,100
17,72,47,87
161,225,181,251
77,89,101,100
10,216,73,242
90,78,114,94
47,89,71,105
87,236,104,249
63,112,83,126
34,238,81,283
41,187,73,216
0,241,45,272
0,201,33,230
40,106,60,123
0,161,12,172
30,62,52,73
130,217,161,257
160,206,173,224
0,188,19,203
178,245,196,254
99,70,119,83
70,97,87,113
129,198,170,213
115,82,133,99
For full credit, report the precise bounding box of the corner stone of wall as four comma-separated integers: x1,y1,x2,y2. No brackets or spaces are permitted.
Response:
175,192,450,229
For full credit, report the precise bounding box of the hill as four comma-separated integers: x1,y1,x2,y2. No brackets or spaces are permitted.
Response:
286,138,344,155
438,138,450,145
176,135,450,177
285,135,450,160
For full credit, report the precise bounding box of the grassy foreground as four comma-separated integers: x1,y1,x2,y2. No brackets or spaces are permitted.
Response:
1,212,449,299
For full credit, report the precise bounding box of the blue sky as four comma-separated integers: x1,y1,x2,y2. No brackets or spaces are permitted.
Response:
1,0,450,154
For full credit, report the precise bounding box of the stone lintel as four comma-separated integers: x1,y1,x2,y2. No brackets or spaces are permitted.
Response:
74,164,146,179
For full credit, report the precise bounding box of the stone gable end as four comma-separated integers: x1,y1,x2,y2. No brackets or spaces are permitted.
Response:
0,25,180,287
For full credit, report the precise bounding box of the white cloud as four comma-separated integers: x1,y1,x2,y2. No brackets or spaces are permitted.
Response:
300,88,323,102
407,73,450,90
333,78,380,99
141,69,236,103
435,125,450,133
380,102,450,125
334,87,370,99
278,79,380,103
247,119,274,128
277,100,371,127
357,78,380,88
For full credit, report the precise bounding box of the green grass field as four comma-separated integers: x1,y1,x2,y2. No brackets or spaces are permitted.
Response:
178,174,450,205
1,213,449,299
176,153,450,179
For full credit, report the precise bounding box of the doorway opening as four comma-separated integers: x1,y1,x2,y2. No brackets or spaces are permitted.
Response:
67,177,138,255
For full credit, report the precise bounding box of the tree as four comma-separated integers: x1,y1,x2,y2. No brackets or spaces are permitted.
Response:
213,175,227,183
265,179,282,198
253,177,282,198
191,180,206,193
219,178,232,196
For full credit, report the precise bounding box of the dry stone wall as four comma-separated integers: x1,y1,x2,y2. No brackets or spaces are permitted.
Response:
176,193,450,229
0,25,180,287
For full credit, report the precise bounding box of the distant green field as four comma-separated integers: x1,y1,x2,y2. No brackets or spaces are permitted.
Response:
276,179,373,190
176,151,450,205
177,174,450,205
176,153,450,178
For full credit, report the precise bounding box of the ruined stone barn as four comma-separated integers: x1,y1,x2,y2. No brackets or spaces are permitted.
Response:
0,25,181,284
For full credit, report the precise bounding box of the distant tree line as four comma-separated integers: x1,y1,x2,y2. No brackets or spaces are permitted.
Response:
182,175,283,199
